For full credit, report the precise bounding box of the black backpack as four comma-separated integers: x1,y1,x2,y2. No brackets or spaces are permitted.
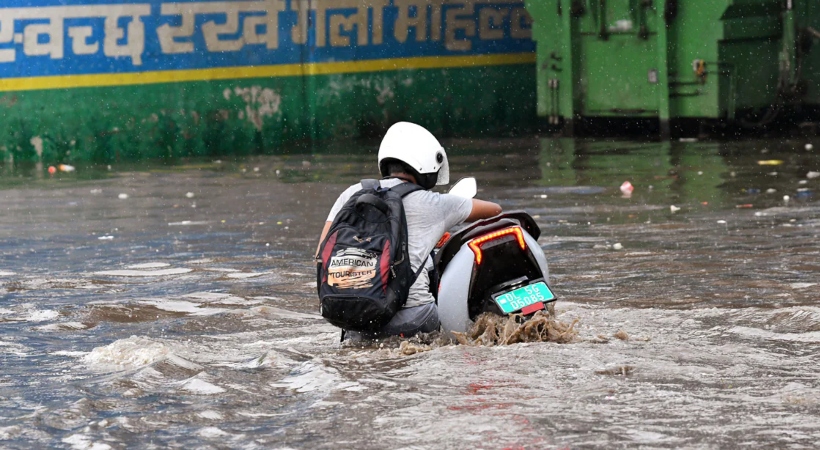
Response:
317,179,425,332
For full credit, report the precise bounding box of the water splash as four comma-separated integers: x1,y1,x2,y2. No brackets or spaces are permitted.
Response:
452,311,579,346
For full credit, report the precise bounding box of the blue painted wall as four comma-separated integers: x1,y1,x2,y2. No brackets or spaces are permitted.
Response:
1,0,534,85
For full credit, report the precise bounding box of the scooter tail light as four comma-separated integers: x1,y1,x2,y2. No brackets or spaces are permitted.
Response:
435,232,452,249
468,226,527,265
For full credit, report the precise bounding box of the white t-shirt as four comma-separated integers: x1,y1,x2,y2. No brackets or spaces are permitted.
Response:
326,179,473,308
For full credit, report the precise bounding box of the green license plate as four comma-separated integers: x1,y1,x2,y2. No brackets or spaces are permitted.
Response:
493,282,556,314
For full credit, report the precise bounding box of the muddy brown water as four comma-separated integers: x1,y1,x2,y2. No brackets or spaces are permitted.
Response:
1,138,819,449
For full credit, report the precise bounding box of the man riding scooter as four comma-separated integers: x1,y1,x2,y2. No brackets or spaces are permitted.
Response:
316,121,501,339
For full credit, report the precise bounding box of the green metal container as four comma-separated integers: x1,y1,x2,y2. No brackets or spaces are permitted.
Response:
525,0,820,136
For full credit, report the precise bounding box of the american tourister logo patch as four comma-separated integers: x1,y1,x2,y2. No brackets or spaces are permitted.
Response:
327,248,378,289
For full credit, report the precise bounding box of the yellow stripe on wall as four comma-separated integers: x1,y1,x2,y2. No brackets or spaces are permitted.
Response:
0,53,536,92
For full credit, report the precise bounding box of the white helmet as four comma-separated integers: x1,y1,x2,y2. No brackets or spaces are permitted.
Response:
378,122,449,189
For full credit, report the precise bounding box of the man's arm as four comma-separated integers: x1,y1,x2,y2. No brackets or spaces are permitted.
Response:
315,221,332,259
319,198,499,256
466,199,502,222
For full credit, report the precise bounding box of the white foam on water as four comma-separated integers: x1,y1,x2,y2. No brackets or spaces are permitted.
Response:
83,336,169,371
34,322,90,331
728,326,820,343
140,299,204,313
250,296,282,301
139,299,229,316
790,283,816,289
184,292,234,301
236,411,293,418
0,271,15,276
0,340,30,356
183,292,260,305
62,434,112,450
0,426,22,440
23,309,60,322
705,306,820,335
197,410,223,420
624,430,681,444
126,262,170,269
130,366,167,389
270,361,362,394
0,308,14,315
94,268,192,277
180,375,226,395
226,272,266,279
51,350,88,357
165,354,204,371
205,268,240,272
219,351,280,370
197,427,228,438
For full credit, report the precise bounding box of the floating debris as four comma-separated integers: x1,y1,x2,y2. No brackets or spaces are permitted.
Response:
620,181,634,196
758,160,784,166
592,334,610,344
670,205,681,213
118,193,129,200
399,340,434,355
452,311,578,346
595,365,634,376
612,243,624,250
614,329,629,340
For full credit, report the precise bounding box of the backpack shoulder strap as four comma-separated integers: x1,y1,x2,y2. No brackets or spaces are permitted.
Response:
410,253,430,284
360,179,380,191
387,181,424,198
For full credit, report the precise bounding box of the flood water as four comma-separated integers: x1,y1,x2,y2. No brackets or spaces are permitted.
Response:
1,138,819,449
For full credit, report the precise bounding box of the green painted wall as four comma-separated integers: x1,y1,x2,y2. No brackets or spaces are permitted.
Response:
0,64,536,165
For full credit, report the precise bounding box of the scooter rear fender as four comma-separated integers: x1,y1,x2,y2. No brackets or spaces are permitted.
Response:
438,229,549,337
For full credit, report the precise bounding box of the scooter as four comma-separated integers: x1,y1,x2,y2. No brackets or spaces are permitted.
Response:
436,178,556,337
